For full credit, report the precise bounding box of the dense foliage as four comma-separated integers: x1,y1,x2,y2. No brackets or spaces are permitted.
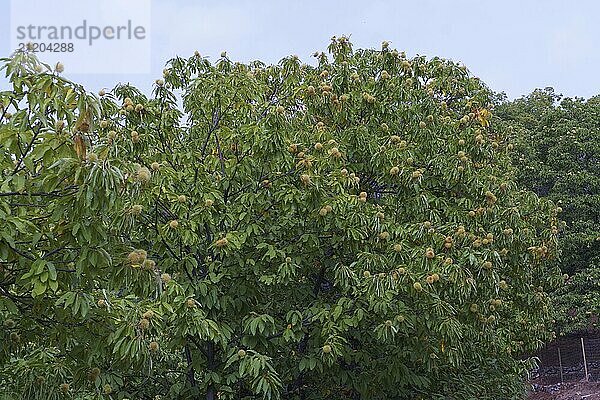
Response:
1,39,562,399
496,88,600,335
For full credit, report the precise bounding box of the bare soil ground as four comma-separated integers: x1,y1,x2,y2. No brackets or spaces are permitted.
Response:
527,382,600,400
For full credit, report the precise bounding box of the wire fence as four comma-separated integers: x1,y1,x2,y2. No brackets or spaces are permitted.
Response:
532,335,600,384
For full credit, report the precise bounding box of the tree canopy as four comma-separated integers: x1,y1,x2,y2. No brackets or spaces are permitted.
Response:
1,38,562,399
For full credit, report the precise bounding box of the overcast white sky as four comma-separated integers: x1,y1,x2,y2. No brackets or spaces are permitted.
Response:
1,0,599,99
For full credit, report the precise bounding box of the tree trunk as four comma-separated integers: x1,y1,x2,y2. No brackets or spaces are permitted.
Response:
184,344,197,389
206,341,216,400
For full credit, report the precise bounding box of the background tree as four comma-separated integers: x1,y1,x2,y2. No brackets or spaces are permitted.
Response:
1,39,562,399
495,88,600,336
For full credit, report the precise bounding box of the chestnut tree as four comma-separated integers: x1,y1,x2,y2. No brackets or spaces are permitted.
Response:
0,38,562,400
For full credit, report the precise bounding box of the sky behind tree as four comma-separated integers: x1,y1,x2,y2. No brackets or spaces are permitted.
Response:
1,0,599,99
